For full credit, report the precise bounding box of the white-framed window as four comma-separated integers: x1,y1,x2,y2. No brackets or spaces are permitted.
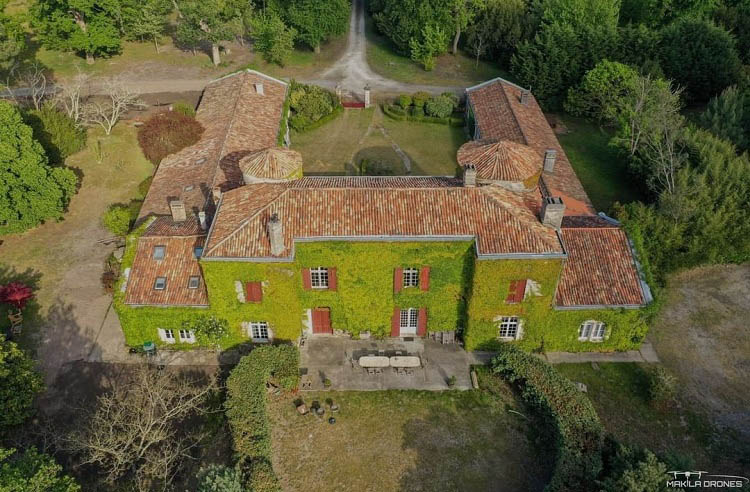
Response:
403,268,419,288
250,321,270,342
153,246,166,260
158,328,175,344
178,329,196,343
498,317,519,340
310,267,329,289
400,308,418,334
154,277,167,290
188,276,200,289
579,321,606,342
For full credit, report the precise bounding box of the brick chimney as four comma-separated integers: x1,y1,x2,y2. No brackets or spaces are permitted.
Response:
198,211,207,230
254,83,264,95
520,89,530,105
169,200,186,222
544,149,557,172
541,197,565,229
463,164,477,188
267,213,284,256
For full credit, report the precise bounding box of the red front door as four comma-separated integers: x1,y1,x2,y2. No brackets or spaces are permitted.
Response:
312,308,332,334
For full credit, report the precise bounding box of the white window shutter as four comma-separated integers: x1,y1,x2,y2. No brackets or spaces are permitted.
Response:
515,320,524,340
158,328,167,342
235,281,246,303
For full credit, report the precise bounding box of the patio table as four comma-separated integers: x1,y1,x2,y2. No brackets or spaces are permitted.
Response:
358,356,390,368
389,356,421,368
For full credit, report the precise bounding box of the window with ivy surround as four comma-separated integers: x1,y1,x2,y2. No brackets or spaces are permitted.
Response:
159,328,175,343
310,267,329,289
579,321,606,342
497,317,519,340
403,268,419,288
400,308,418,334
178,329,195,343
250,321,270,342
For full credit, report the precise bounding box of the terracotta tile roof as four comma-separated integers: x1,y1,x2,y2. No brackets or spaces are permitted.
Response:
466,79,595,215
204,178,564,259
457,139,542,182
143,216,206,237
138,70,288,220
239,148,303,181
556,222,645,307
125,219,208,307
288,176,462,188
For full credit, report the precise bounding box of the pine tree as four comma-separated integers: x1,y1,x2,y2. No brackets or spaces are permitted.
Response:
700,85,748,151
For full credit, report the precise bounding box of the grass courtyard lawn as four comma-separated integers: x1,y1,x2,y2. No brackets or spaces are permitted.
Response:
269,372,547,492
555,363,715,466
291,108,465,175
365,13,509,87
558,117,646,213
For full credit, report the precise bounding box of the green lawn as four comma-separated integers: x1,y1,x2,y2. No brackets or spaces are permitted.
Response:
269,371,547,492
291,107,465,175
365,13,509,87
558,117,646,213
555,363,714,467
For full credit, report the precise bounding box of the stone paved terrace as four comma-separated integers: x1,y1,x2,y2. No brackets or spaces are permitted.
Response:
299,337,480,391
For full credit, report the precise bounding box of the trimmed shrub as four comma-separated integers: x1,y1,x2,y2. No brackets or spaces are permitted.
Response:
101,204,132,237
137,111,204,165
411,91,430,109
647,366,677,410
425,95,454,118
491,345,604,491
23,104,86,166
440,92,459,109
411,106,425,118
398,94,412,109
287,81,339,132
226,345,299,492
172,101,196,118
196,464,243,492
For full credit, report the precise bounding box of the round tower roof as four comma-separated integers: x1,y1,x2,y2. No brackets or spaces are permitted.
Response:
457,139,542,183
239,148,303,181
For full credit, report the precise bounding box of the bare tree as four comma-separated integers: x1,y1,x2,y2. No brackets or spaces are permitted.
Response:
53,67,91,126
640,122,687,195
83,78,144,135
622,75,684,157
62,365,217,491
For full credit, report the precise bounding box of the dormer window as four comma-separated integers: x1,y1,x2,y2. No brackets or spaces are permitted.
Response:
188,276,200,289
194,247,203,258
154,277,167,290
153,246,166,260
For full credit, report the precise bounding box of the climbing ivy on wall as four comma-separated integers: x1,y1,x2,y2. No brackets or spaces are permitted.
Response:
465,258,648,352
115,230,647,352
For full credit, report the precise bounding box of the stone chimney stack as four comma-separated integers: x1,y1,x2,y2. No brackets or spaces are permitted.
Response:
267,213,284,256
464,164,477,187
198,211,207,230
520,89,530,105
169,200,186,222
255,83,264,96
541,197,565,230
544,149,557,173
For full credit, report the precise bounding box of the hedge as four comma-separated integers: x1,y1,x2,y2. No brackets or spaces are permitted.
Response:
382,104,464,127
225,345,299,492
290,103,343,134
491,346,604,491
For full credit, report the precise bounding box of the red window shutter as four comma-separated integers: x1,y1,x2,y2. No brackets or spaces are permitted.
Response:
417,308,427,336
516,279,527,303
391,307,401,337
245,282,262,303
302,268,312,290
328,267,337,291
393,268,403,293
419,266,431,291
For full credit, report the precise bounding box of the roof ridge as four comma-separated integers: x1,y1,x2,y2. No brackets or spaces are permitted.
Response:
499,83,529,146
204,186,288,256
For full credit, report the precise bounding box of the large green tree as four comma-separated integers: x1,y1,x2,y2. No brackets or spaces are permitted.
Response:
32,0,121,63
511,0,619,108
370,0,454,55
464,0,530,66
0,335,44,429
176,0,242,65
121,0,171,52
700,85,748,151
0,447,79,492
249,13,296,66
0,101,78,235
0,9,24,74
565,60,639,124
286,0,349,53
659,17,741,102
